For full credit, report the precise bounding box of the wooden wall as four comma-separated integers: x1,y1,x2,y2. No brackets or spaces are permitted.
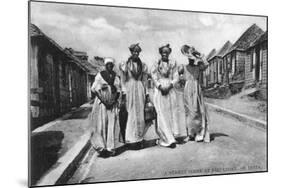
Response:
30,38,89,130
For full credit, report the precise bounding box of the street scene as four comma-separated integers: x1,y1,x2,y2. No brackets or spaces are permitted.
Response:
29,1,267,187
68,107,266,184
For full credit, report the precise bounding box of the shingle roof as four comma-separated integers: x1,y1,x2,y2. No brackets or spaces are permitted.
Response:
64,48,98,75
30,23,96,74
216,41,233,57
227,24,264,54
80,60,98,75
251,31,268,47
89,57,105,72
30,24,44,37
65,48,88,59
206,49,216,61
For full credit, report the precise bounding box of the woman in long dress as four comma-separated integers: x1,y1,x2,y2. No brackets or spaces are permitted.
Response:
151,44,187,148
89,57,121,157
181,45,210,142
174,65,189,143
119,43,148,149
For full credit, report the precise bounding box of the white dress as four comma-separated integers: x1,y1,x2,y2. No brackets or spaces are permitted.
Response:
119,59,148,143
89,72,121,152
183,63,210,142
151,59,187,146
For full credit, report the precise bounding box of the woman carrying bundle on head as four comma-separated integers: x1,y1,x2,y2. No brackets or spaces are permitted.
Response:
180,45,210,143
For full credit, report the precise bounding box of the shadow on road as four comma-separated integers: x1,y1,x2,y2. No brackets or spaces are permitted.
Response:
96,132,229,158
30,131,64,185
63,107,92,120
210,132,229,141
113,139,158,157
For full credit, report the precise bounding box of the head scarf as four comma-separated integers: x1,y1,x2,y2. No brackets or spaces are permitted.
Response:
129,43,142,53
101,57,116,86
181,45,203,65
181,45,201,58
159,44,172,54
181,45,191,56
104,57,115,66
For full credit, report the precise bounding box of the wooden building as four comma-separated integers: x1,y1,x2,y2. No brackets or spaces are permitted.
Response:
208,41,233,86
30,24,96,130
202,48,216,88
64,48,98,100
208,50,220,85
245,31,268,98
222,24,264,85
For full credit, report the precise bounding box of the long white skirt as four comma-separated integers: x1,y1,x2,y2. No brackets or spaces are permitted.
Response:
89,97,120,152
153,80,187,146
125,79,146,143
183,79,210,142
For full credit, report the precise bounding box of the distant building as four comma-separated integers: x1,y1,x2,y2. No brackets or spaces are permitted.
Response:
203,48,216,88
30,23,96,130
64,48,98,100
208,41,233,86
222,24,264,84
208,50,219,85
89,56,105,72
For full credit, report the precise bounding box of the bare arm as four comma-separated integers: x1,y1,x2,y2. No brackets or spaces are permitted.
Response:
198,55,209,71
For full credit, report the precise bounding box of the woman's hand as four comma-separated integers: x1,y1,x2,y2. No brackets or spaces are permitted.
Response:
145,94,150,103
179,78,186,87
158,85,166,95
161,90,169,96
105,104,113,110
168,83,173,90
119,62,128,73
159,84,173,96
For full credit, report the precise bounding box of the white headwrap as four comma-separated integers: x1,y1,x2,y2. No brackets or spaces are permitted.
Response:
104,57,115,65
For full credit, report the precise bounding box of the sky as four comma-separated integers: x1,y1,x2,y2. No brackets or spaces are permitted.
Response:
30,1,267,67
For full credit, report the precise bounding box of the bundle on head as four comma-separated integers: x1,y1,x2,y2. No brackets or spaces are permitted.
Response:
181,45,201,58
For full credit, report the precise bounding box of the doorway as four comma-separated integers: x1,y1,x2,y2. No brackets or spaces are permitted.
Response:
255,47,261,82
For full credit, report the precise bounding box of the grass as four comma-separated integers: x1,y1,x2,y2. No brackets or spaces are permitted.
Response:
206,95,267,122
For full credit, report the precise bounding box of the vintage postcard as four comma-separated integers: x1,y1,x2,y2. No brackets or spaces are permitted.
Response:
29,1,268,187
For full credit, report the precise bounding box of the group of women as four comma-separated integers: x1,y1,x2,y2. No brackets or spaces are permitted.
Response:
88,43,210,157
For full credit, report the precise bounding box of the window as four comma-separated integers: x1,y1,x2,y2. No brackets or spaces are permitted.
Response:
234,53,237,72
249,52,252,71
250,50,255,72
62,63,67,87
232,55,235,74
259,49,263,80
260,48,263,66
227,56,231,72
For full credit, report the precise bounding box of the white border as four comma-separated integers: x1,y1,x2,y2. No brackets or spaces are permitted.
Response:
1,0,279,188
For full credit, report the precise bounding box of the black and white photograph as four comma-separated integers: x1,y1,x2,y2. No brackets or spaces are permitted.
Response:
28,1,268,187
